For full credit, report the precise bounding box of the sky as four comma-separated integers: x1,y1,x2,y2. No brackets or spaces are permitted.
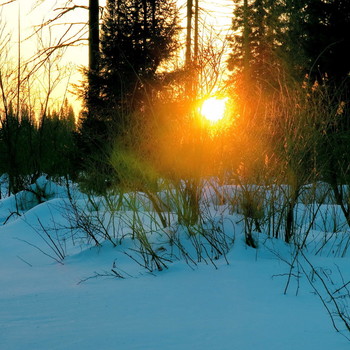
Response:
0,0,234,113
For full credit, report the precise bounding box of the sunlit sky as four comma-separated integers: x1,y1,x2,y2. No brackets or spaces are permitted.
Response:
0,0,234,112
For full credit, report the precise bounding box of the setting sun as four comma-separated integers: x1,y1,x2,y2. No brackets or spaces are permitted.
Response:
200,97,228,123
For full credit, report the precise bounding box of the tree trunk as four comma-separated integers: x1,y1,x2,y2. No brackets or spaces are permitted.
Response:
89,0,100,74
194,0,199,64
242,0,250,80
88,0,100,117
185,0,193,67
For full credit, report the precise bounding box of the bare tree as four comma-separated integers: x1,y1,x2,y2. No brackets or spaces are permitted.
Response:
5,1,98,85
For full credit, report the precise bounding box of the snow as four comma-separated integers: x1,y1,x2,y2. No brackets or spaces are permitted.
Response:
1,178,350,349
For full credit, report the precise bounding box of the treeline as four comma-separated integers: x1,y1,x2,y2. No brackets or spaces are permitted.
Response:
0,0,350,199
229,0,350,85
226,0,350,187
0,101,76,195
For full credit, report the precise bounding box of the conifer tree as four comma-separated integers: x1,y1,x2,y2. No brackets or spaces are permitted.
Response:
229,0,350,87
228,0,286,89
98,0,179,122
287,0,350,85
78,0,179,193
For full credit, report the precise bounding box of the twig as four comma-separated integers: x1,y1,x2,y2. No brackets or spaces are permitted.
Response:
16,255,33,267
14,237,64,265
300,251,350,337
77,270,125,285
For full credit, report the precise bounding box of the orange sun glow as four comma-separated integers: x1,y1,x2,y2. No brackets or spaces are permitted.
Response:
200,97,228,123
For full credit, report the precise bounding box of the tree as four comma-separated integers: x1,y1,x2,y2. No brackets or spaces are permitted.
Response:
186,0,193,67
77,0,179,193
229,0,350,88
89,0,100,75
228,0,288,92
86,0,100,121
287,0,350,85
96,0,179,123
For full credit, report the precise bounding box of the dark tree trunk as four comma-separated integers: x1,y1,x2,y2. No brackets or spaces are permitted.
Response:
242,0,250,80
185,0,193,67
89,0,100,74
87,0,100,119
193,0,199,64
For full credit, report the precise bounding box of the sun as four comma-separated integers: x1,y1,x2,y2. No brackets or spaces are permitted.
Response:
200,97,228,123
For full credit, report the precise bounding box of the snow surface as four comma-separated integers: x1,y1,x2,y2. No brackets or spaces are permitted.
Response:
1,178,350,349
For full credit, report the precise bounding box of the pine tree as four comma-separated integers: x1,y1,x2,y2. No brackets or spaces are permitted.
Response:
228,0,286,89
77,0,179,193
98,0,179,120
229,0,350,87
290,0,350,85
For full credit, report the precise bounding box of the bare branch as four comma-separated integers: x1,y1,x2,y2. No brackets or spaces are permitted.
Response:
29,5,89,39
0,0,16,7
23,36,86,82
32,0,59,11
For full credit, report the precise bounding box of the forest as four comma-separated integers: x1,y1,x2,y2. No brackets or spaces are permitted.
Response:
1,1,350,349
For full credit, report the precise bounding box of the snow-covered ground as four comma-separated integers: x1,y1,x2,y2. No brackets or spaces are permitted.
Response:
1,177,350,349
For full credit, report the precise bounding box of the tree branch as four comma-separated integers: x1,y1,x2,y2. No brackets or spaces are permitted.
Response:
0,0,16,6
30,5,89,39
